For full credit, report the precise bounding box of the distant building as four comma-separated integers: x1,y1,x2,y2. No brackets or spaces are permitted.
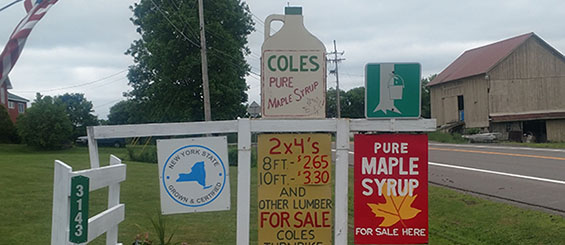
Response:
7,92,29,123
0,77,11,108
0,77,28,123
429,33,565,142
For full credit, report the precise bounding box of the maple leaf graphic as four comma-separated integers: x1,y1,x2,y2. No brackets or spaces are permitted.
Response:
367,183,421,227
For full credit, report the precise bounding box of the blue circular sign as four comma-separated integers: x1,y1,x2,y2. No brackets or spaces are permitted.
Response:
161,145,227,207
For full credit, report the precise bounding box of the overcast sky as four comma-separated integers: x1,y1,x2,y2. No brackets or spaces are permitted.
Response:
1,0,564,119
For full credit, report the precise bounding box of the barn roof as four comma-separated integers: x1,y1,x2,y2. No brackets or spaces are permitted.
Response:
429,32,537,87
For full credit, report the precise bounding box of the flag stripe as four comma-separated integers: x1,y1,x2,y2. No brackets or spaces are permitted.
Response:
0,0,58,83
24,0,32,13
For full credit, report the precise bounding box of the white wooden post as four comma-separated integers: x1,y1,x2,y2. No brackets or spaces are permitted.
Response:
51,157,126,245
334,119,350,244
106,155,123,245
51,161,72,245
87,126,100,168
84,118,436,244
236,119,251,245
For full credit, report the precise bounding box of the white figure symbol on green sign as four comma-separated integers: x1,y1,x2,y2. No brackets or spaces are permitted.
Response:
374,63,404,114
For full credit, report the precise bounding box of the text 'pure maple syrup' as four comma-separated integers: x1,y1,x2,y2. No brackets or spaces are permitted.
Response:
354,134,429,244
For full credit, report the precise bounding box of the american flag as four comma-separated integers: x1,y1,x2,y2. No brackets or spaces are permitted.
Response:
0,0,58,83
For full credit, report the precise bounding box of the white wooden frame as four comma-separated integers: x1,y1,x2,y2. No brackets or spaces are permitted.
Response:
51,155,126,245
85,118,435,244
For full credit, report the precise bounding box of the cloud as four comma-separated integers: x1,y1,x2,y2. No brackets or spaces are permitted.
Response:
244,0,565,98
8,46,132,120
2,0,565,118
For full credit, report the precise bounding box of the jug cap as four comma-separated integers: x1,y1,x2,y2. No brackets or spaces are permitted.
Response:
285,6,302,15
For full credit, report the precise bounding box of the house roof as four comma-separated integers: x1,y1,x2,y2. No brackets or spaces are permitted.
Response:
8,92,29,103
429,33,538,87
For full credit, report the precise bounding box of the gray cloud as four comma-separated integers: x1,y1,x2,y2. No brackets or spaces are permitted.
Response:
2,0,564,118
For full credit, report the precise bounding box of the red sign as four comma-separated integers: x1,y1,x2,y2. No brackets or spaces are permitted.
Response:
354,134,428,244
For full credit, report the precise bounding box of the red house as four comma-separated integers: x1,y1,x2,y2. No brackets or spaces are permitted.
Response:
0,77,28,123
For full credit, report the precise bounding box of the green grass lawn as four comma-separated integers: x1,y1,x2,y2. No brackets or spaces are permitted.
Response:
1,144,564,244
427,131,468,144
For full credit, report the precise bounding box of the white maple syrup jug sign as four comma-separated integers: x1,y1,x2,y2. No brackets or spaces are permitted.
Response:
261,6,327,118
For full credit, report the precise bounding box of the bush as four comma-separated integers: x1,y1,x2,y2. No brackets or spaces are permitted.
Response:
127,143,257,167
464,128,481,135
127,145,157,163
228,144,257,167
17,94,73,149
428,131,467,144
0,105,18,143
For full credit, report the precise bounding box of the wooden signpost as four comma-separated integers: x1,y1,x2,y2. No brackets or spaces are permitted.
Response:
257,134,333,244
71,5,436,245
354,134,429,244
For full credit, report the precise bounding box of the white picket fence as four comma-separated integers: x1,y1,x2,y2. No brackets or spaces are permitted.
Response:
51,155,126,245
82,118,435,245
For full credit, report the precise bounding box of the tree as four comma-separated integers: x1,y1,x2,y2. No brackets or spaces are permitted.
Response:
17,93,73,149
126,0,254,122
327,87,365,118
421,74,437,119
107,100,150,125
55,93,98,138
342,87,365,118
326,87,345,118
0,105,18,143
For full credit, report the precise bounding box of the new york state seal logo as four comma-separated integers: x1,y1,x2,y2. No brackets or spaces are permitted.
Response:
162,144,227,207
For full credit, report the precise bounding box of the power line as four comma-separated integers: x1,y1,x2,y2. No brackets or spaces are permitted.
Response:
167,0,201,40
93,98,123,109
148,0,262,94
87,76,128,90
251,13,265,25
342,72,363,77
12,69,128,93
249,70,260,77
328,40,345,118
0,0,22,13
155,0,264,79
149,0,201,48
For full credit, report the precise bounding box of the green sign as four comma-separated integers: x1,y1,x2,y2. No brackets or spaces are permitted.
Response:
365,63,421,118
69,175,89,243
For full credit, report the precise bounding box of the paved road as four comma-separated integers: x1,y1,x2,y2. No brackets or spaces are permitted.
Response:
339,142,565,213
428,143,565,214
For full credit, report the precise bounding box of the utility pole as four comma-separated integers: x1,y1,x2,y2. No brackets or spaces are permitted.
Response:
198,0,211,121
328,40,345,118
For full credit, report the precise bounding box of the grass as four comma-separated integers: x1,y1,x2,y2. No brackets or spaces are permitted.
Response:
427,131,468,144
501,141,565,149
428,131,565,149
1,144,565,244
